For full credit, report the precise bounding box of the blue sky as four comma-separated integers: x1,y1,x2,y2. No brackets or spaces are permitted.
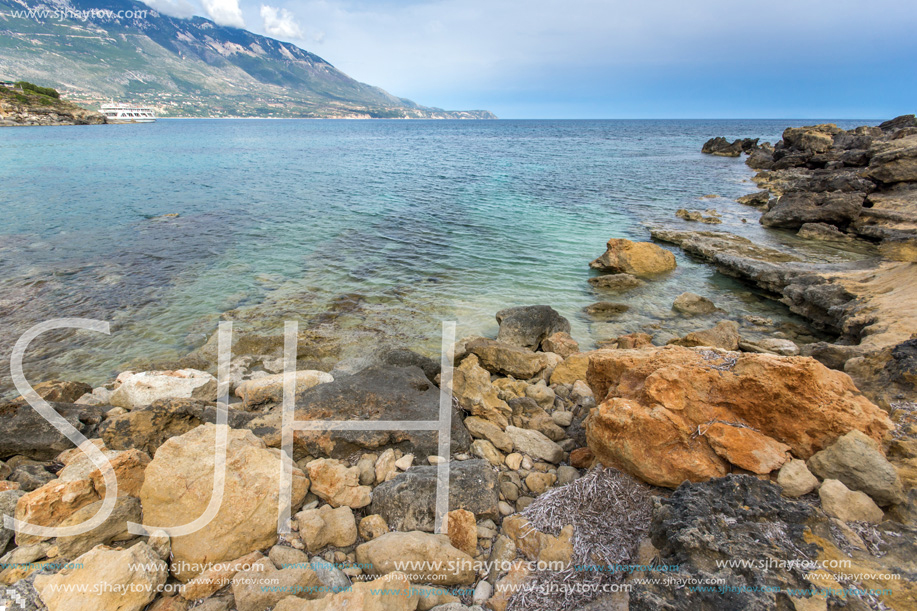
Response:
143,0,917,119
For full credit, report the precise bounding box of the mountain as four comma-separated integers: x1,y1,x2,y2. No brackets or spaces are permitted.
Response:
0,0,496,118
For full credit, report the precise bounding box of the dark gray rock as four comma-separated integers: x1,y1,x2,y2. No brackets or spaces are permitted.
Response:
369,459,499,531
0,570,48,611
1,489,26,551
760,191,865,229
0,402,106,460
100,398,258,455
632,475,818,611
583,302,630,320
495,305,571,350
378,348,441,384
879,114,917,132
735,191,769,207
9,464,56,491
701,137,758,157
290,365,470,460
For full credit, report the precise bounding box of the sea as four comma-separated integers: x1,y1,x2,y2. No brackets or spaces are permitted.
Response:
0,119,878,396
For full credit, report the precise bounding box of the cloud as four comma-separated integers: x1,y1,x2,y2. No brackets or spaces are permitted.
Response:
260,5,303,39
138,0,198,19
201,0,245,28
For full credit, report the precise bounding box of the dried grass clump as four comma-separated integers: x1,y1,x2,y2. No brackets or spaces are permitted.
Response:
507,466,655,611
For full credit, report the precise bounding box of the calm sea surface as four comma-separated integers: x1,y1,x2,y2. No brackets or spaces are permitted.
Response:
0,119,876,396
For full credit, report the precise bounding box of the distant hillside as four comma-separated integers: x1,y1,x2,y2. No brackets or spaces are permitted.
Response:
0,0,496,118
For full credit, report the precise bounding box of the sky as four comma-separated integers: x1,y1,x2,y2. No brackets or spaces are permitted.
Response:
140,0,917,119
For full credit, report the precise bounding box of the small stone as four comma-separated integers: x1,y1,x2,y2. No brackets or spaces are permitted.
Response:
375,449,397,484
571,380,593,401
516,496,535,511
525,382,555,411
777,459,819,498
428,455,446,465
473,579,493,604
500,481,520,502
505,453,523,471
295,504,357,552
556,466,580,486
472,439,505,466
308,458,372,509
446,509,477,556
464,416,514,453
521,455,534,470
498,501,515,516
506,427,563,464
356,455,376,486
569,447,594,469
551,411,573,427
394,454,414,471
359,514,389,541
525,472,556,495
672,292,717,315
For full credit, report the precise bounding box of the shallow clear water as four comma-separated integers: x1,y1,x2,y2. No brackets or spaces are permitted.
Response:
0,119,876,395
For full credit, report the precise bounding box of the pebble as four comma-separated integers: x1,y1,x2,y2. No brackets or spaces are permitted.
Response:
505,453,523,470
498,501,515,516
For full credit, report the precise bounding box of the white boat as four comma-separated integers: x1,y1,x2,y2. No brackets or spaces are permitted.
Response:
100,102,156,123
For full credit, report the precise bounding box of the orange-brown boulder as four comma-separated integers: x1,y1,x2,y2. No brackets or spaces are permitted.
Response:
584,346,892,488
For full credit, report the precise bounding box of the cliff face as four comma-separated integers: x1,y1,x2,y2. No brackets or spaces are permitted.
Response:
0,87,105,126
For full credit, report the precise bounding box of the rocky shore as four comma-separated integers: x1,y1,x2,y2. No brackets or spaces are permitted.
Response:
1,118,916,611
0,86,105,127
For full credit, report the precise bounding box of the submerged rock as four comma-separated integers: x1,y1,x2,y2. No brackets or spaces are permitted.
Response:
587,273,645,292
589,238,677,277
671,292,717,316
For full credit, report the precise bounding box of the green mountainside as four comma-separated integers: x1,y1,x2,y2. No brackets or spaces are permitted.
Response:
0,0,496,118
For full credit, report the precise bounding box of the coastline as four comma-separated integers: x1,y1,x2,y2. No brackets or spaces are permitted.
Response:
0,116,915,610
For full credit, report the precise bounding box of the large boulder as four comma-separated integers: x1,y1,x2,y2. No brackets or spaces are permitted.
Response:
589,239,676,277
356,531,476,585
585,346,893,488
0,401,105,460
34,542,167,611
494,305,571,350
282,366,470,460
807,430,905,505
760,192,865,229
139,424,308,581
587,273,645,292
109,370,217,409
369,460,499,532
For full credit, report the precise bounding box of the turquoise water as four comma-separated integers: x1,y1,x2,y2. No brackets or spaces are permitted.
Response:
0,119,875,395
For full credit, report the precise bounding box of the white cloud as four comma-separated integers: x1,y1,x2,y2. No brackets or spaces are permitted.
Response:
138,0,198,19
260,5,303,39
201,0,245,28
